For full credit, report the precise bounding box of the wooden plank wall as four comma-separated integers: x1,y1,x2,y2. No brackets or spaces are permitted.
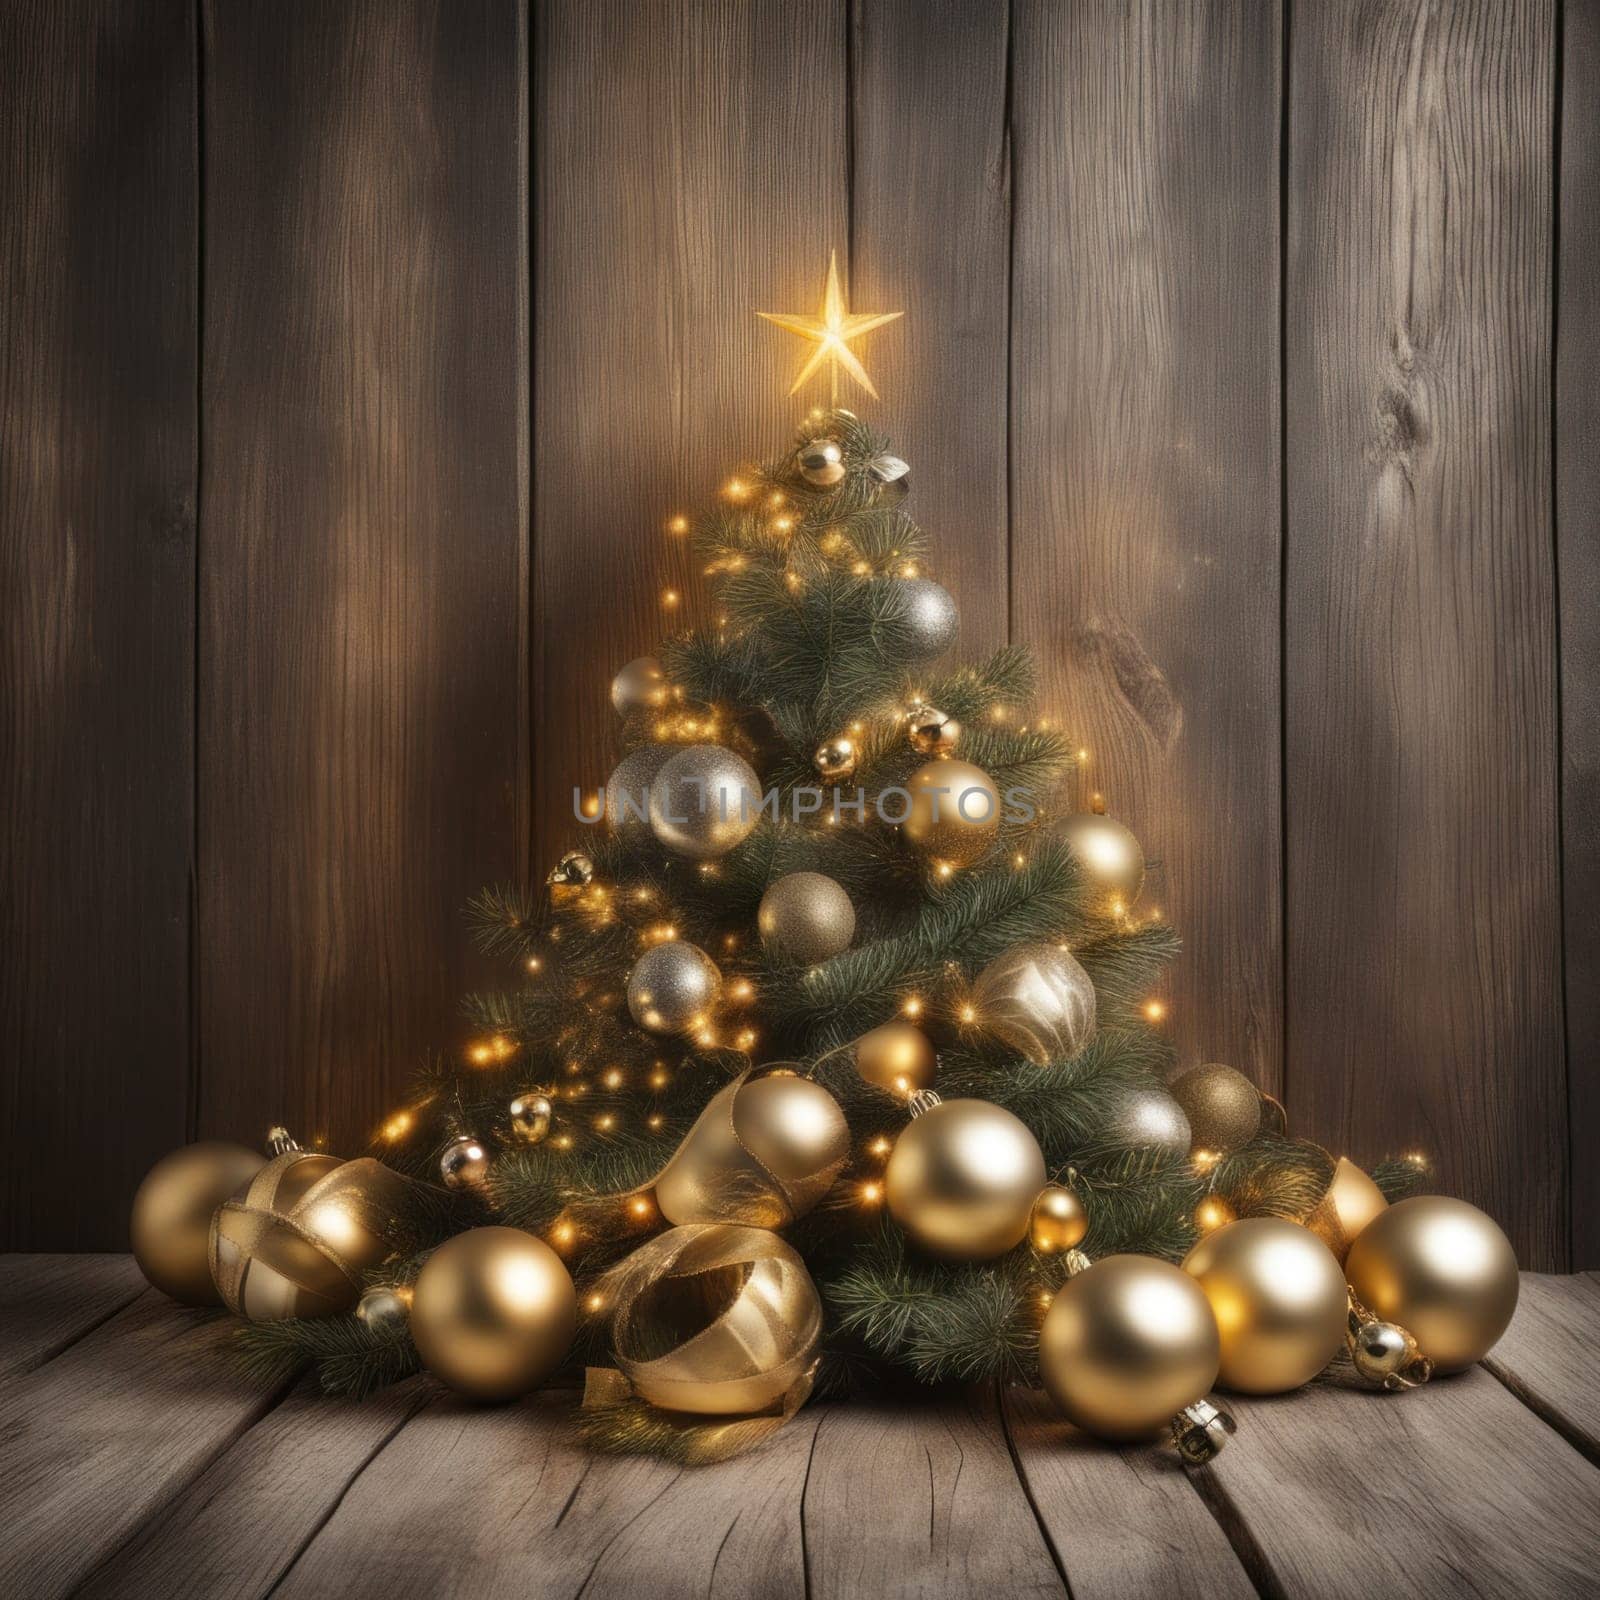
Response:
0,0,1588,1269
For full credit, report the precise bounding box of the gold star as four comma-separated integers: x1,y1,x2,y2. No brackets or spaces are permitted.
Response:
759,251,902,402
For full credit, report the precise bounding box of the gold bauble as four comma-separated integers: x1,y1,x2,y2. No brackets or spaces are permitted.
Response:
813,735,857,782
1107,1083,1192,1153
604,743,675,849
649,744,762,859
355,1285,411,1335
546,850,594,889
1182,1218,1348,1394
627,939,723,1034
797,437,846,487
1345,1196,1519,1372
410,1226,576,1402
885,1098,1045,1260
605,1224,821,1415
1030,1185,1089,1254
1039,1256,1220,1441
972,942,1097,1064
1055,811,1145,909
1171,1063,1261,1155
902,758,1000,866
907,704,960,756
898,576,960,660
654,1069,849,1227
508,1093,553,1145
611,655,667,716
130,1141,267,1304
440,1136,490,1191
854,1020,938,1097
209,1151,410,1321
758,872,856,965
1305,1156,1389,1263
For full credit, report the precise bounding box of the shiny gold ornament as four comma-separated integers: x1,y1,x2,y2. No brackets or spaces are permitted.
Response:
508,1093,553,1145
209,1150,409,1321
758,872,855,965
546,850,594,889
797,437,846,487
611,655,667,716
1055,811,1145,909
605,743,675,849
902,758,1000,866
972,942,1097,1064
1108,1084,1192,1153
410,1226,576,1401
1345,1195,1519,1373
1030,1184,1089,1254
601,1224,821,1422
898,577,960,661
758,249,902,401
1171,1063,1261,1155
1182,1218,1348,1394
355,1285,411,1336
813,735,857,782
654,1068,848,1227
130,1141,268,1304
907,704,960,756
885,1096,1046,1260
1305,1156,1389,1263
440,1136,490,1191
1039,1256,1221,1441
854,1020,938,1096
649,744,762,859
627,939,723,1035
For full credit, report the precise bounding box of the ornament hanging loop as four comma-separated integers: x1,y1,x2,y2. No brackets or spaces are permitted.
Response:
264,1125,300,1157
906,1088,942,1118
1346,1287,1433,1390
1170,1398,1236,1465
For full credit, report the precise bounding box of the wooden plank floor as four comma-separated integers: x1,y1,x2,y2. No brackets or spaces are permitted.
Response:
1,1261,1595,1599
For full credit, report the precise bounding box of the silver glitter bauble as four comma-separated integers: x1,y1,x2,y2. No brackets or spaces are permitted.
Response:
649,744,763,859
508,1093,553,1145
1107,1086,1192,1154
611,656,667,716
355,1286,411,1335
605,743,675,849
627,940,723,1035
758,872,856,965
972,942,1097,1064
440,1136,490,1190
798,438,846,487
899,577,959,661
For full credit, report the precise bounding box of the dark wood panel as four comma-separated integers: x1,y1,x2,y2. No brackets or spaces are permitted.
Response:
0,1254,145,1380
198,0,529,1154
1560,0,1600,1269
850,0,1010,656
1284,0,1562,1265
0,0,196,1248
1009,1,1283,1088
532,0,849,862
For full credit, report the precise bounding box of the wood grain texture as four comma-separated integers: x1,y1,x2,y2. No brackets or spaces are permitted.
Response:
1002,1387,1254,1599
1560,0,1600,1270
1284,0,1562,1266
0,1253,145,1380
532,0,848,862
198,0,529,1154
802,1389,1065,1600
75,1375,427,1600
0,1295,290,1599
1009,0,1283,1089
1207,1365,1600,1597
850,0,1010,657
0,0,196,1249
1482,1271,1600,1458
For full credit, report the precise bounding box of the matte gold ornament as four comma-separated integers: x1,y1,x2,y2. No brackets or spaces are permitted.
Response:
649,744,762,859
1344,1195,1519,1372
854,1020,938,1096
758,871,856,965
508,1093,554,1145
813,735,857,782
546,850,594,889
902,758,1000,866
1030,1184,1089,1254
130,1141,267,1304
654,1068,848,1227
797,437,846,487
972,942,1097,1064
611,655,667,716
627,939,723,1035
209,1150,409,1321
898,576,959,660
1055,811,1145,909
1305,1156,1389,1263
440,1136,490,1191
907,703,960,756
885,1096,1046,1260
1171,1063,1261,1155
1108,1084,1192,1154
1182,1218,1347,1394
605,743,675,849
410,1226,576,1401
355,1285,411,1336
1039,1256,1221,1442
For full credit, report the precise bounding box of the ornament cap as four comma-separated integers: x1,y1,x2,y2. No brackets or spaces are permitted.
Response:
265,1125,300,1157
906,1088,942,1118
1170,1398,1236,1465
